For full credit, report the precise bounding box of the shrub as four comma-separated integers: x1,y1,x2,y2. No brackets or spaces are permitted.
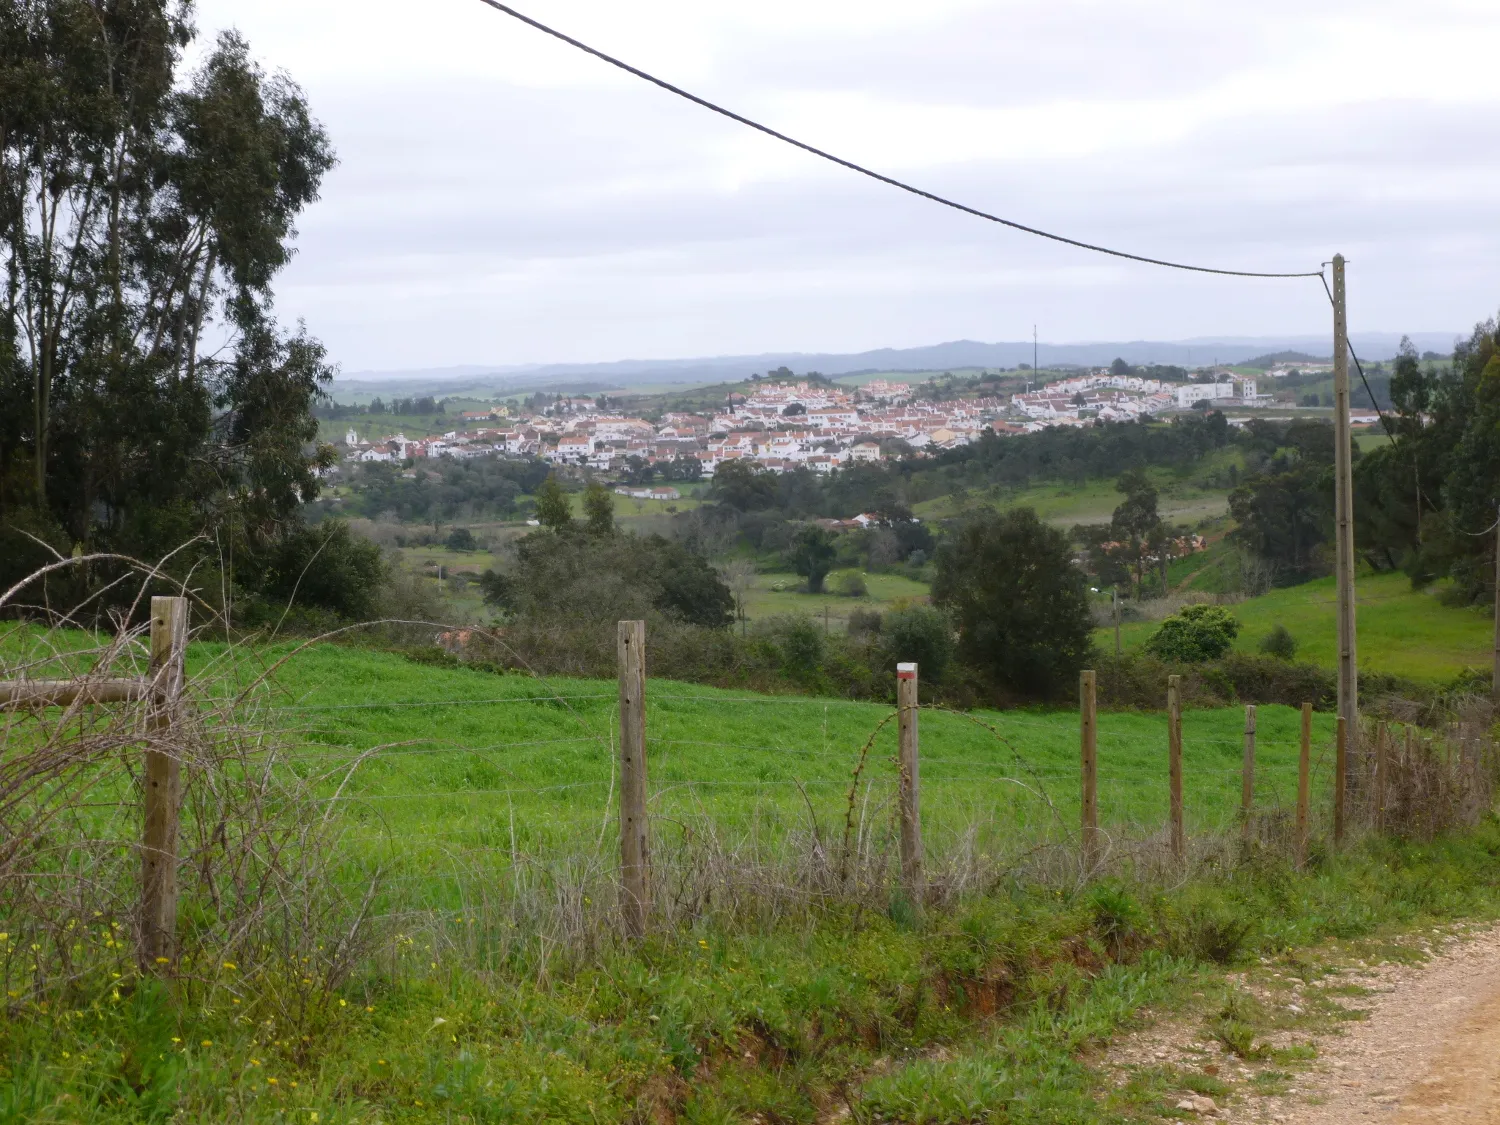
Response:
847,608,882,640
831,570,868,597
1259,623,1298,660
882,604,954,683
445,527,476,552
481,528,733,627
1144,603,1241,662
239,521,387,621
754,615,825,679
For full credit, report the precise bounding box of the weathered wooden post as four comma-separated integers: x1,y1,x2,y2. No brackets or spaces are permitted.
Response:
1374,722,1389,834
1241,705,1256,840
1167,675,1183,859
1334,716,1348,845
896,662,923,907
1296,703,1312,867
617,620,650,938
141,596,187,972
1080,670,1099,873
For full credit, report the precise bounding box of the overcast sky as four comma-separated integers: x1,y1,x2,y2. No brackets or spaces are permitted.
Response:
189,0,1500,372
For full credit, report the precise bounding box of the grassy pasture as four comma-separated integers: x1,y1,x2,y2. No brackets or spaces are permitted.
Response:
10,633,1500,1125
250,644,1338,912
737,569,931,629
913,472,1231,527
1099,571,1494,682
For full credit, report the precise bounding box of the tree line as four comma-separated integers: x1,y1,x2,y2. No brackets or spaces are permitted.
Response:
0,1,352,621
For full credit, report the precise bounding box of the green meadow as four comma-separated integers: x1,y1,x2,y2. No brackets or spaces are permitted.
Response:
257,643,1336,900
913,472,1232,527
8,636,1500,1125
1100,571,1494,683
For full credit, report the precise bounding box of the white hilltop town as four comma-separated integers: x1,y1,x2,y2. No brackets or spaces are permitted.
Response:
336,369,1274,474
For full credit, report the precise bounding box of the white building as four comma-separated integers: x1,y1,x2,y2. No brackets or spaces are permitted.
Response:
1175,383,1237,408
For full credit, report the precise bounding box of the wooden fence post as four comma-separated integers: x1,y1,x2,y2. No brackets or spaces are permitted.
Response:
1296,703,1311,867
1334,716,1347,845
896,662,923,907
1080,670,1099,873
1167,675,1183,859
1374,722,1389,834
1241,705,1256,840
141,595,187,972
617,620,649,939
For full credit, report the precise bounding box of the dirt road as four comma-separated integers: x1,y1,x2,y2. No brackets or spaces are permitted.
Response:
1234,925,1500,1124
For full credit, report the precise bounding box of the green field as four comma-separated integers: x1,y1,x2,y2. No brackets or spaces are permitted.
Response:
9,633,1498,1125
262,644,1336,888
1099,571,1494,682
914,472,1231,528
739,569,931,628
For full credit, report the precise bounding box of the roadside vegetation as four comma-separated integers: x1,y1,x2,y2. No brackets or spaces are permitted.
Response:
3,622,1499,1123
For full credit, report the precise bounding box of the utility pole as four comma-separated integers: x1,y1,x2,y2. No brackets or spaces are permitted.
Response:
1492,508,1500,706
1331,254,1359,751
1033,324,1038,376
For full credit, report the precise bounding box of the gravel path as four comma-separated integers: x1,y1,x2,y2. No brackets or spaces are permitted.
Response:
1232,925,1500,1124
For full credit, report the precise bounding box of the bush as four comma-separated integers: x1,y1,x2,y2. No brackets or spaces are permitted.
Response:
847,608,883,641
482,528,733,628
1095,651,1337,710
881,605,954,683
1259,623,1298,660
238,521,387,621
831,570,868,597
1144,603,1241,662
445,527,477,552
753,615,825,679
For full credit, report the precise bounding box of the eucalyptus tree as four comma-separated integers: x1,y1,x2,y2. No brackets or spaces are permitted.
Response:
0,0,338,604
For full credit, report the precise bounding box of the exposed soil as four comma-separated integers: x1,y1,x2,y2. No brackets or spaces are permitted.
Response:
1101,923,1500,1122
1257,924,1500,1124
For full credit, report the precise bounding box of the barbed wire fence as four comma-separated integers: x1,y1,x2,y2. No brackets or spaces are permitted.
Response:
3,601,1495,1008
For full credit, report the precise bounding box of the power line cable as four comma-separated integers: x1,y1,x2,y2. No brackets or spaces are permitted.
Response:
473,0,1323,281
1318,270,1397,443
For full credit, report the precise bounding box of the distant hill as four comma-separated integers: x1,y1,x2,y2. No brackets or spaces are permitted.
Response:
1242,350,1330,368
332,331,1461,401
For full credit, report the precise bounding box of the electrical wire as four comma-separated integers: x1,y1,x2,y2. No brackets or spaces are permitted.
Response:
473,0,1323,281
1318,270,1398,443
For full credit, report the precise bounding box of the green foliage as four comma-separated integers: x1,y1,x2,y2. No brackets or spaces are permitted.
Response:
788,526,836,594
445,527,476,552
582,481,615,536
830,569,867,597
0,9,337,609
533,474,572,530
1111,469,1162,595
1145,604,1242,663
1209,993,1273,1059
932,507,1092,700
494,528,733,628
236,521,387,622
881,604,954,683
8,643,1498,1120
752,614,825,678
336,457,544,523
710,460,777,512
1259,623,1298,660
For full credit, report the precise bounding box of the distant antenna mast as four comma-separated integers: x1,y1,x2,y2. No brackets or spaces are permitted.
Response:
1033,324,1038,374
